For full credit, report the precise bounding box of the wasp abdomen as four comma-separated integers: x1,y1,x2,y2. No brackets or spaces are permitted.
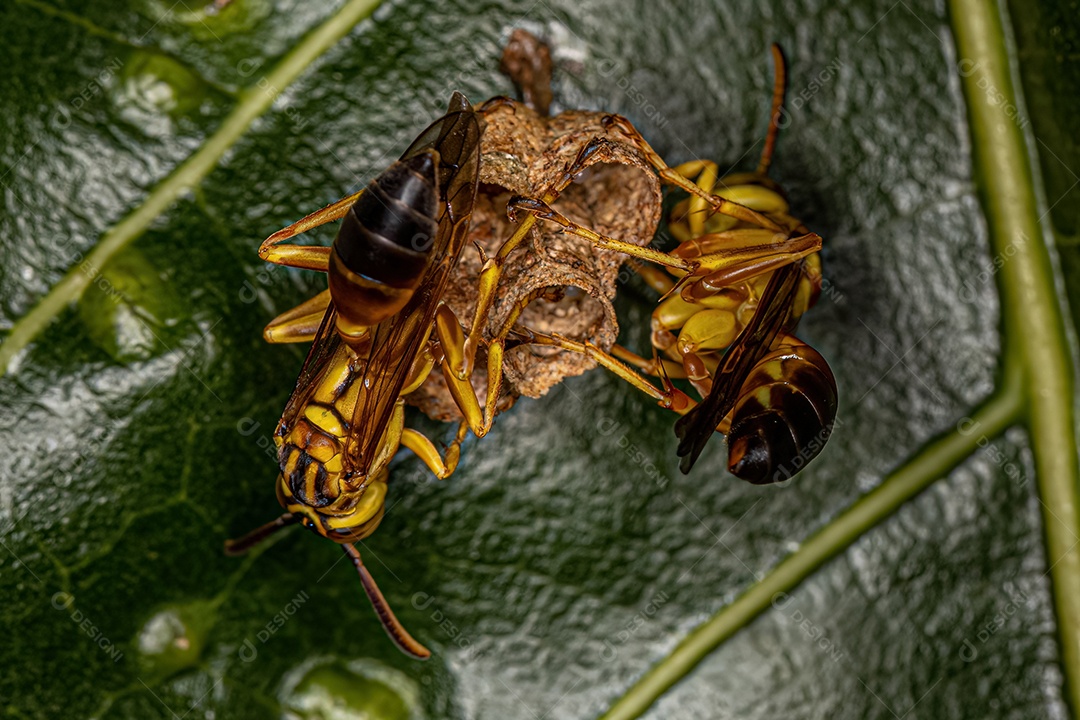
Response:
336,153,439,286
330,152,441,329
726,342,837,485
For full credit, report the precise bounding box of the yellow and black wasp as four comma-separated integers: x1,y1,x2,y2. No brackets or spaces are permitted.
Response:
225,93,484,659
512,45,838,483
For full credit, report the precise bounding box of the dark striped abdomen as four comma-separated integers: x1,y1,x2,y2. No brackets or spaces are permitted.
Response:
329,151,441,329
726,337,837,484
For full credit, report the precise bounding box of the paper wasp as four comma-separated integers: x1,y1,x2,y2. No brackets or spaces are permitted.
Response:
513,45,837,483
225,93,484,659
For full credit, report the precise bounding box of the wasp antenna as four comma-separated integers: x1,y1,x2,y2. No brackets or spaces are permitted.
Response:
224,513,300,556
757,43,788,177
342,543,432,660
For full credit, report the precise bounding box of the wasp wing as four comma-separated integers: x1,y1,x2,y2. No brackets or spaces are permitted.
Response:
344,101,482,476
674,262,801,474
275,300,350,439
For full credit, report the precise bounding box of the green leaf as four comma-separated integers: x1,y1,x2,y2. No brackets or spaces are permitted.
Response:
1,1,1076,719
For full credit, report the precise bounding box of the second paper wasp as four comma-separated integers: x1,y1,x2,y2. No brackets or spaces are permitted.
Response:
512,45,838,483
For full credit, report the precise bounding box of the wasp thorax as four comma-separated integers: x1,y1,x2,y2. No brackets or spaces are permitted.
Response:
329,151,441,331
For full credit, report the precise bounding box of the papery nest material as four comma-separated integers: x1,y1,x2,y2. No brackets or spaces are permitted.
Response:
406,32,662,422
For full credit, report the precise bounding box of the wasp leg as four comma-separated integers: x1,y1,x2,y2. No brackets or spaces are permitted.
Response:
678,158,718,238
254,188,365,270
524,331,735,434
595,118,785,232
434,304,498,437
263,289,332,344
369,344,434,481
258,243,331,272
610,344,687,379
261,189,364,249
507,197,693,270
394,340,471,478
517,329,697,415
437,287,566,440
632,263,677,294
508,197,821,286
400,420,469,480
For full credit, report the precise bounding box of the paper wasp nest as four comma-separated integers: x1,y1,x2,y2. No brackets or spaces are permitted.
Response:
406,101,662,421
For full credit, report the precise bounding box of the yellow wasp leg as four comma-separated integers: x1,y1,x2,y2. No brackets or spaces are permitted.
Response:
683,235,821,300
509,198,822,294
600,115,785,233
445,285,574,440
633,263,677,294
507,198,694,271
394,334,473,479
255,189,365,271
258,244,331,272
610,344,687,379
517,329,696,415
460,198,550,375
685,159,717,238
260,189,365,249
400,421,470,480
263,289,333,344
478,285,600,436
435,304,486,435
672,159,717,181
525,332,734,434
356,350,433,481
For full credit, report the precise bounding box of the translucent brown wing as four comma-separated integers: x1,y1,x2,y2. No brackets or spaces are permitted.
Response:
275,301,349,440
673,262,801,473
343,97,482,477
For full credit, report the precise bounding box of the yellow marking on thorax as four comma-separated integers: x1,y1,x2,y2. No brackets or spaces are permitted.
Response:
313,356,352,405
304,404,345,439
324,453,343,474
